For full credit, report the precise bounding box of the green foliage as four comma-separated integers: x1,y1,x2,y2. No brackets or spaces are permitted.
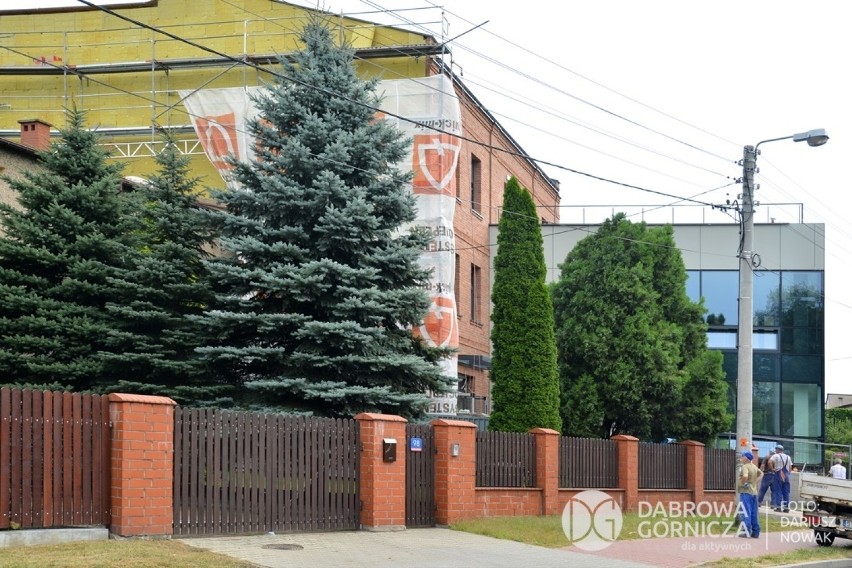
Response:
826,408,852,446
488,177,560,432
195,19,451,417
0,107,139,390
552,213,729,441
98,130,227,406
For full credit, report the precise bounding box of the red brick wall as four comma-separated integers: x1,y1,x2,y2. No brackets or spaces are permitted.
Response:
451,77,561,407
354,413,407,530
108,393,176,537
474,488,543,517
432,419,477,524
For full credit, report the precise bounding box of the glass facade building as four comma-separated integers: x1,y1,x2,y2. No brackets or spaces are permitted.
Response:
520,221,827,463
686,269,824,447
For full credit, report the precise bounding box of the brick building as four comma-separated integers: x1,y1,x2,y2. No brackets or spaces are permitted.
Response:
0,1,561,415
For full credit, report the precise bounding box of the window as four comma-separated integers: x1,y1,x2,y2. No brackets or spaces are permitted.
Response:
458,373,474,394
780,382,822,439
700,271,739,326
470,263,482,323
707,330,736,349
470,154,481,215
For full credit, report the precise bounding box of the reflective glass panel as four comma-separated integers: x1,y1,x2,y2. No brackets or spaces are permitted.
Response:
753,271,780,326
781,327,824,356
722,352,737,381
707,331,736,349
781,355,823,384
780,383,822,439
754,353,778,381
781,272,824,328
753,381,780,437
754,330,778,351
701,271,738,326
686,271,700,303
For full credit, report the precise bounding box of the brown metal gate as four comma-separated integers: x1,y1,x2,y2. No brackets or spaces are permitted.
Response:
173,408,360,535
405,423,435,527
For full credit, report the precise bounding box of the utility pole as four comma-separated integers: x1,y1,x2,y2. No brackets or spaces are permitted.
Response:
734,129,828,460
735,145,757,454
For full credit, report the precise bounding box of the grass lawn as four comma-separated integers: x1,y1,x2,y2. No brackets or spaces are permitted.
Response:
703,543,852,567
450,512,793,548
0,539,256,568
449,513,852,567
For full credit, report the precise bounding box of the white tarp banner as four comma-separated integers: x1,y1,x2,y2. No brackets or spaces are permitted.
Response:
181,75,461,415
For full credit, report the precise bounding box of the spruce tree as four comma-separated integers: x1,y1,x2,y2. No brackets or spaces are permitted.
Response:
489,177,561,432
0,107,138,389
196,19,451,417
100,130,226,405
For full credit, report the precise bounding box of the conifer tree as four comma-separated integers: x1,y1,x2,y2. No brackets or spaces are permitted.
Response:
0,107,138,389
100,130,226,405
196,20,450,417
489,177,561,432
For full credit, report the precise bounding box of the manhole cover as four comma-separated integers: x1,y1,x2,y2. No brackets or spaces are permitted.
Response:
262,544,304,551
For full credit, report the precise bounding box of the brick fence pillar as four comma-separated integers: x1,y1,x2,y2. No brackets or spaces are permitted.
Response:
612,434,639,512
432,419,477,525
354,413,407,531
531,428,560,515
680,440,705,504
108,393,176,537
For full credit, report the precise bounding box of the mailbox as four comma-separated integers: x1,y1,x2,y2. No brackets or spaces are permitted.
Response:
382,438,397,462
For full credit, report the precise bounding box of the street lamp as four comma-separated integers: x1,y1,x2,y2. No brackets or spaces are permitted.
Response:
735,128,829,455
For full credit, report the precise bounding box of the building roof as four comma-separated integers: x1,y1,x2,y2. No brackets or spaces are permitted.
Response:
826,393,852,409
0,137,38,157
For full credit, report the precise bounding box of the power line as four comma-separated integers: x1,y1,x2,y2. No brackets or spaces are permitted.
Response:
60,0,726,209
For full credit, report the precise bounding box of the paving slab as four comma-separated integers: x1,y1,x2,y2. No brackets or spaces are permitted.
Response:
180,527,654,568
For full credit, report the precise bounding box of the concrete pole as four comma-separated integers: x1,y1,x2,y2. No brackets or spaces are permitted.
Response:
736,144,756,455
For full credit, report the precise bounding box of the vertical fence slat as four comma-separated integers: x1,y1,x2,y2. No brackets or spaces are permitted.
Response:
21,390,33,528
81,396,93,526
71,393,82,526
41,391,53,528
0,388,9,530
51,392,63,527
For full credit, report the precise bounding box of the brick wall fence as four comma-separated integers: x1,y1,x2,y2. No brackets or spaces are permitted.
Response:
4,392,734,537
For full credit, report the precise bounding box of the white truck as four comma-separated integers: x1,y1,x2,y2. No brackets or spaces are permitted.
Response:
799,473,852,546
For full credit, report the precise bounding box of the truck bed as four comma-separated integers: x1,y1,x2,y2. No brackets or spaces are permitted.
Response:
799,473,852,506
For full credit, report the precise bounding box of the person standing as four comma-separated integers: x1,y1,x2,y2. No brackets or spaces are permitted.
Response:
770,444,792,512
829,458,847,480
737,451,763,538
757,455,776,508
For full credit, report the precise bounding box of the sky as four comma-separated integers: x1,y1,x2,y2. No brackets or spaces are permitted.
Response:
18,1,852,395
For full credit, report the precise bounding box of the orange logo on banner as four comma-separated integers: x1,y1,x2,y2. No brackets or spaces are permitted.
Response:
412,133,459,196
193,113,239,172
415,294,458,348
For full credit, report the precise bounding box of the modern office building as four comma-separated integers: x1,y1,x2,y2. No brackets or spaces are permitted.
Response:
493,221,826,461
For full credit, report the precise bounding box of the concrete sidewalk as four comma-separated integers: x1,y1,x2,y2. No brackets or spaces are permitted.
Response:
180,528,654,568
180,524,852,568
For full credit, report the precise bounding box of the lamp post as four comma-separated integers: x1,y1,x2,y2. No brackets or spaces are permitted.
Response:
735,128,829,455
